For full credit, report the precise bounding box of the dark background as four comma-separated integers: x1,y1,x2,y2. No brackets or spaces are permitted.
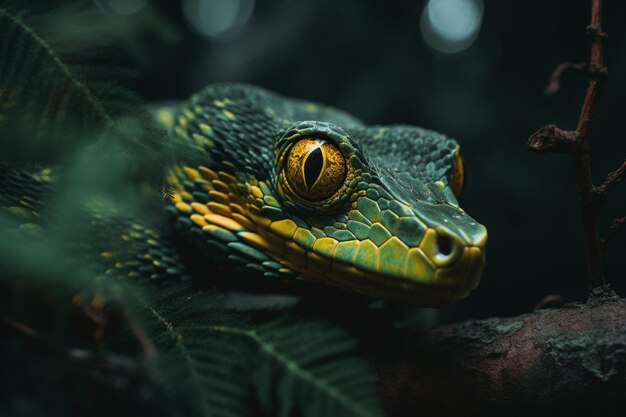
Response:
93,0,626,320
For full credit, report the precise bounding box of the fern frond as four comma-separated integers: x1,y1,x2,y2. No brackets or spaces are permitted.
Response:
0,7,183,193
125,283,385,417
0,8,113,127
248,318,383,417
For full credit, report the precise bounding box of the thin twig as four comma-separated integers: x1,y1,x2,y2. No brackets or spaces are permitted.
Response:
1,316,43,343
83,295,107,348
526,0,613,289
594,160,626,199
544,62,607,95
600,216,626,250
123,308,158,360
573,0,606,288
533,294,565,311
528,125,580,153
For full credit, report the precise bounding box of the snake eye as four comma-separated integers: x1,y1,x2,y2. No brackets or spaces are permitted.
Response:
452,153,465,198
285,138,347,201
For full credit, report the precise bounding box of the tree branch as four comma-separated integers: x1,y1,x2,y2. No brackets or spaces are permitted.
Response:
377,295,626,417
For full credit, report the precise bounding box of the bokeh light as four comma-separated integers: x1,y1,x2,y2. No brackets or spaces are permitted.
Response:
182,0,255,39
420,0,483,53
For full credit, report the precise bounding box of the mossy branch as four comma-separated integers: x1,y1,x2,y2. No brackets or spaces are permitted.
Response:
377,295,626,417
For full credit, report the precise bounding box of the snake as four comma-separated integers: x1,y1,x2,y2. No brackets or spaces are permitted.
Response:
0,83,487,306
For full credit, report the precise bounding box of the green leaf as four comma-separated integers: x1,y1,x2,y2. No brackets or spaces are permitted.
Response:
129,284,385,417
0,8,108,127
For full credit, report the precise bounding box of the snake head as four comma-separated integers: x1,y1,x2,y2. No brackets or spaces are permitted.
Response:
166,84,486,306
267,121,486,306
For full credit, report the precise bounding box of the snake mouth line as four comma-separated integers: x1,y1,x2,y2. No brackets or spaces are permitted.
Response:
299,245,485,306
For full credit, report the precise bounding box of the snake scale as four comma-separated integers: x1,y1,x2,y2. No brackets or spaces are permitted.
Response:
0,84,487,306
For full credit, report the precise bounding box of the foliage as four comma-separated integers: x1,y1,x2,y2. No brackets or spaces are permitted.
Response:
0,5,385,417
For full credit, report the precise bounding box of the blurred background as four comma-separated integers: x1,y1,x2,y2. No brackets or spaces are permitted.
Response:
39,0,626,319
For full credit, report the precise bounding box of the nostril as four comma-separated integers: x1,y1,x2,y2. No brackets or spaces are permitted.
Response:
423,229,463,267
436,234,454,257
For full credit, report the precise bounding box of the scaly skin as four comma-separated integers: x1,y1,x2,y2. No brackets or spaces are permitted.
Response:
158,84,487,306
0,83,486,306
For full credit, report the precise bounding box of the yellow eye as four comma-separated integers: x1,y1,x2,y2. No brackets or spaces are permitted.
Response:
452,153,465,198
285,138,347,201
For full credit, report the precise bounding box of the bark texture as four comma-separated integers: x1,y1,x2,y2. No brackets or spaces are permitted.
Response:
377,292,626,416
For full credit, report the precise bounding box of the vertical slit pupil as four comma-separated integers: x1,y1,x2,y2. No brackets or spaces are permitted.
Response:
304,146,324,190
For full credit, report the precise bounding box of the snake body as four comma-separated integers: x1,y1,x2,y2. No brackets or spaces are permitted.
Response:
1,84,487,306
